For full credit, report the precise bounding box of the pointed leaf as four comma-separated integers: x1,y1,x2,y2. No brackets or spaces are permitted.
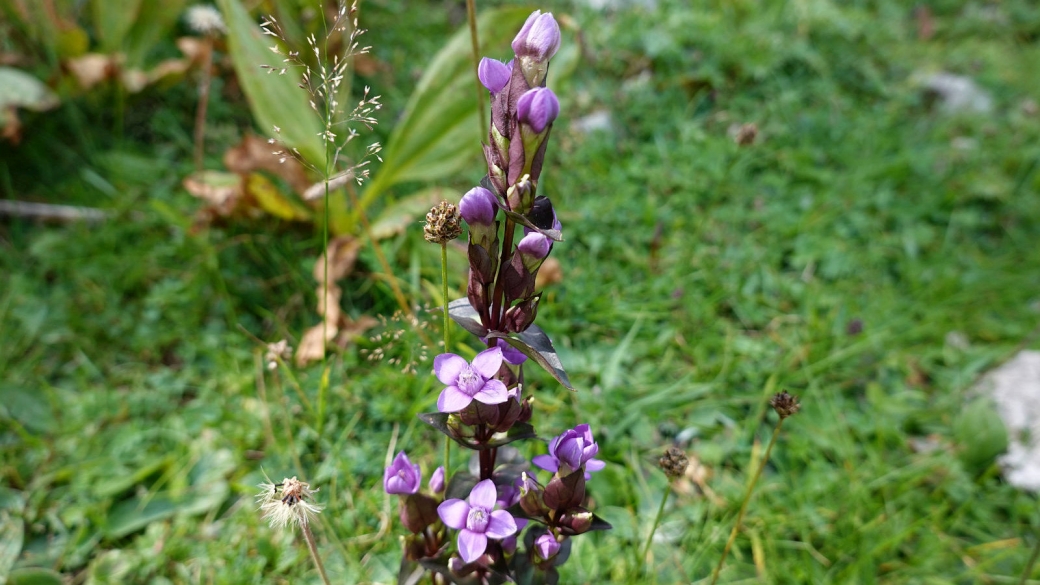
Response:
500,207,562,242
448,298,489,337
216,0,324,166
488,326,572,390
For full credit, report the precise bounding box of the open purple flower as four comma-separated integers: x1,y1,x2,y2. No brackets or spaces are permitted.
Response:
478,57,511,94
517,87,559,133
435,347,509,412
384,451,422,495
438,479,519,563
533,424,606,478
511,10,560,63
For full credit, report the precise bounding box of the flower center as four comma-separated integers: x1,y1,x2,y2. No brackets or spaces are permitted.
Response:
466,506,490,533
456,366,484,396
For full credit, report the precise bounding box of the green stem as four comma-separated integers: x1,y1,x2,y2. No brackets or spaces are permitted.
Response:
642,482,671,566
465,0,487,138
440,241,452,474
1021,529,1040,585
302,521,333,585
710,419,786,585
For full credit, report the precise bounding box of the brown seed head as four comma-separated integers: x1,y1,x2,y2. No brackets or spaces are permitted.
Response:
658,446,690,480
770,391,801,419
734,122,758,146
423,200,462,244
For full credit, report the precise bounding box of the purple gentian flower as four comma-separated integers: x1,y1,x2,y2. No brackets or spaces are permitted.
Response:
511,10,560,62
478,57,511,94
384,451,421,495
517,87,559,133
459,186,497,227
481,337,527,365
429,466,445,493
533,424,606,478
435,347,509,412
535,533,561,560
437,479,519,563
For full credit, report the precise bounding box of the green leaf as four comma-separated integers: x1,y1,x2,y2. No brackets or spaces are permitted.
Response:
124,0,190,67
0,511,25,583
216,0,324,167
6,568,63,585
91,0,143,54
359,7,533,207
246,173,312,221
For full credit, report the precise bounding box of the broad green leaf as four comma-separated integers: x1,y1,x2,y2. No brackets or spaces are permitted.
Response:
359,7,533,208
91,0,143,54
217,0,324,167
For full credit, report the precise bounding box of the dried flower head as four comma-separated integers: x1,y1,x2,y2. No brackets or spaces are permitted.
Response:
770,391,801,419
185,4,227,35
732,122,758,146
424,200,462,244
658,446,690,480
257,476,323,529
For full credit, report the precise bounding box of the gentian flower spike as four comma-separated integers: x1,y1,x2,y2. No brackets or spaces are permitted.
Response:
533,424,606,478
435,347,510,412
478,57,511,94
384,451,422,495
517,87,560,134
512,10,560,63
437,479,519,563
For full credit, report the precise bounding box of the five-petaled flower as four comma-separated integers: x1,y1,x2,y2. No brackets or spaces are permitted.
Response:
435,347,510,412
438,479,519,563
533,423,606,478
384,451,422,495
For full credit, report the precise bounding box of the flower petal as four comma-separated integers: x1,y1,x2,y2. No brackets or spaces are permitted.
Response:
434,354,468,385
471,347,504,378
468,479,498,509
473,379,509,405
486,510,518,539
437,498,470,530
458,530,488,564
585,458,606,473
531,454,558,473
438,386,473,413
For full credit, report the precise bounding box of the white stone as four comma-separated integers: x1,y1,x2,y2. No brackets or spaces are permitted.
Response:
978,350,1040,491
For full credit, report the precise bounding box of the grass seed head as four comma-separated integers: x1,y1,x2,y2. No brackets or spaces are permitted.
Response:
770,391,801,419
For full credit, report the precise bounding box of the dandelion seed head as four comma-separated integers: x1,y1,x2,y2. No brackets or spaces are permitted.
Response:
186,4,226,35
257,476,322,529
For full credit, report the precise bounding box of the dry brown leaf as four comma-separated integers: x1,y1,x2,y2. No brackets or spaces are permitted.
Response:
335,315,378,346
176,37,208,63
314,236,361,283
183,171,242,209
295,321,339,366
223,133,311,195
535,257,563,289
120,68,148,93
66,53,118,89
2,106,22,144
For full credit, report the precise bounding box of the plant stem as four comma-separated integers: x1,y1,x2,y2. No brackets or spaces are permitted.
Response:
193,35,213,174
642,482,671,566
489,218,517,330
710,419,786,585
302,521,332,585
1021,530,1040,585
464,0,487,138
440,241,452,474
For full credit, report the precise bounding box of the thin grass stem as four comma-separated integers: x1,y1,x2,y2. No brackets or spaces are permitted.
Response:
192,35,213,174
642,483,671,567
1020,531,1040,585
440,241,452,473
465,0,487,138
710,419,786,585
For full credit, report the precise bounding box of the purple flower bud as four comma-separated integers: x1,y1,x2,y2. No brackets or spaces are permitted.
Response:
533,424,606,478
535,533,561,560
478,57,511,94
517,87,560,134
512,11,560,63
438,479,519,563
384,451,422,495
429,466,445,493
518,232,552,261
459,187,497,227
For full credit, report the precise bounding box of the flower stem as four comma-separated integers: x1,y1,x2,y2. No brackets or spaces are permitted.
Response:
1020,529,1040,585
302,521,332,585
489,218,517,330
193,35,213,174
440,241,452,474
642,482,671,566
465,0,487,138
710,419,786,585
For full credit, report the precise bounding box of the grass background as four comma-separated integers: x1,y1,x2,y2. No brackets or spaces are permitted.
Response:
2,0,1040,583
